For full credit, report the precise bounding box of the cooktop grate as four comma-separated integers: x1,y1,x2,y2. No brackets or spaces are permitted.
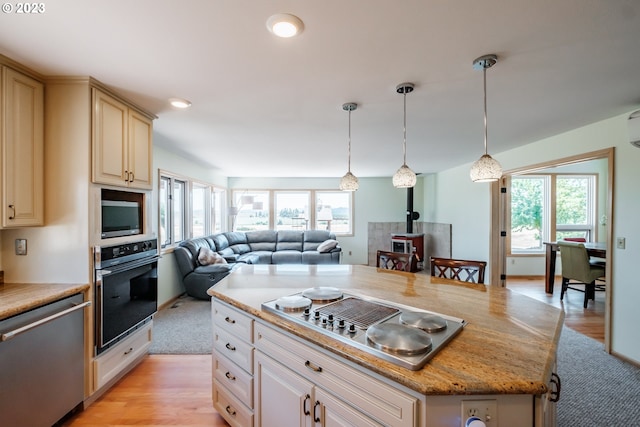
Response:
315,297,399,329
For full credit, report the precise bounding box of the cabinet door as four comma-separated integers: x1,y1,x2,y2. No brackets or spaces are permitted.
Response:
315,388,384,427
1,66,44,227
92,88,128,187
127,109,153,189
255,351,313,427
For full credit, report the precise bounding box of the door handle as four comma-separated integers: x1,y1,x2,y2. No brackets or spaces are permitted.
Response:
1,301,91,341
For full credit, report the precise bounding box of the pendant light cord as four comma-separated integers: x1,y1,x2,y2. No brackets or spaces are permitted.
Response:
403,90,408,165
483,66,489,155
347,108,352,172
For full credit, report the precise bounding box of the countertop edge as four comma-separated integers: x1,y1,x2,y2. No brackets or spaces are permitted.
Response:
0,283,90,321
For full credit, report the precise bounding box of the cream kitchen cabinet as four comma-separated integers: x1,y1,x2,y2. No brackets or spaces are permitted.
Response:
212,299,255,426
1,65,44,227
253,321,419,427
92,88,153,190
255,350,384,427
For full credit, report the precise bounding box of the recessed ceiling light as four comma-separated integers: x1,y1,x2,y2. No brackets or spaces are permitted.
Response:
169,98,192,109
266,13,304,38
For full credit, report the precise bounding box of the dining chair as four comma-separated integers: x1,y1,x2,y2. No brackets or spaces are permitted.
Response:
558,241,606,308
429,257,487,284
376,250,417,272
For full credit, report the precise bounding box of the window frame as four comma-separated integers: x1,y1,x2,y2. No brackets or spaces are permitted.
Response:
158,169,227,249
230,189,355,236
508,173,597,255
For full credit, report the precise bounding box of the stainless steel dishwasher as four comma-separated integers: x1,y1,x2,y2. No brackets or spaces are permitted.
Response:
0,293,90,427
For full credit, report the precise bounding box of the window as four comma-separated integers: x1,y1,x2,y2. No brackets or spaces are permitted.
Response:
159,170,227,248
510,174,596,254
230,190,354,235
275,191,310,231
231,191,270,232
315,191,353,234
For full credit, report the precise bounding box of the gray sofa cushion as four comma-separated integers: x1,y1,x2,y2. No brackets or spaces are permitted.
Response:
224,231,251,254
272,250,302,264
276,230,303,251
246,230,277,252
302,251,339,264
303,230,333,251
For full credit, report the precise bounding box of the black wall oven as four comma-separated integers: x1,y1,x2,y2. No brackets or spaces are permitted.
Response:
94,238,158,355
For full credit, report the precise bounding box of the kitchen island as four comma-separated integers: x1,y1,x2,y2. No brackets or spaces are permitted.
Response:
208,264,563,427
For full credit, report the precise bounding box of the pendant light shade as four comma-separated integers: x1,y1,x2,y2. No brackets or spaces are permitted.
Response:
393,83,417,188
470,54,502,183
339,103,359,191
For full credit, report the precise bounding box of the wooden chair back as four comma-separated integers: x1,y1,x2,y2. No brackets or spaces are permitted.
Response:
376,250,417,272
430,257,487,284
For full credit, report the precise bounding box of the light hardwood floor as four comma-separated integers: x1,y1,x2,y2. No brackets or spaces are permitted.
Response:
63,276,603,426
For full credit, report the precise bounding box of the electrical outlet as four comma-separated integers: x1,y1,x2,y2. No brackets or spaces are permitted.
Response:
461,399,497,427
15,239,27,256
616,237,626,249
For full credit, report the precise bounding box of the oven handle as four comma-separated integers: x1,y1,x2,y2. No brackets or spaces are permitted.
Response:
96,255,160,276
1,301,92,342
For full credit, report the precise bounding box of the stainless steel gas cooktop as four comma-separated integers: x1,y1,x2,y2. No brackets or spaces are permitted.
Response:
261,287,466,371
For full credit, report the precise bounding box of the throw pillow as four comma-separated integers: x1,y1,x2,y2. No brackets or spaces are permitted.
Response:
317,239,338,253
198,247,228,265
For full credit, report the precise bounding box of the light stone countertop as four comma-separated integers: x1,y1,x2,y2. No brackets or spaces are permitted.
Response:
0,282,90,321
208,264,564,396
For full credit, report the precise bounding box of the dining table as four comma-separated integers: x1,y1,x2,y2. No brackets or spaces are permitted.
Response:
543,241,607,293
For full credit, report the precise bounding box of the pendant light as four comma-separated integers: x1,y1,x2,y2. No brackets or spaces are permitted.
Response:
470,54,503,182
339,103,359,191
392,83,417,188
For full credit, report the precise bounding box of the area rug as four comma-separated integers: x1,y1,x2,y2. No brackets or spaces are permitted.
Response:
149,296,640,425
149,295,212,354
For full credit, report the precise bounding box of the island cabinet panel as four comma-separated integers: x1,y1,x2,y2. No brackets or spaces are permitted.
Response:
92,88,153,190
212,299,255,426
1,65,44,227
254,321,419,427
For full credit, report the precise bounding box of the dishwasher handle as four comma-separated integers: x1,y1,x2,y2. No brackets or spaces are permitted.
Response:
1,301,91,342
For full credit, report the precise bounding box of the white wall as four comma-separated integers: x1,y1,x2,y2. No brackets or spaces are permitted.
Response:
425,112,640,364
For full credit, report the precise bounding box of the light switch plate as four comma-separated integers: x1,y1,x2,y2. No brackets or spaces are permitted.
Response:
616,237,626,249
15,239,27,255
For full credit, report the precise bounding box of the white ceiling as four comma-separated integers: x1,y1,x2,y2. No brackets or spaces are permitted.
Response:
1,0,639,178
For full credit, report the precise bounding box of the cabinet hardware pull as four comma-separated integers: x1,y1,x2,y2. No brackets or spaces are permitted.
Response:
549,372,561,402
124,347,134,355
313,400,321,423
8,204,15,220
225,371,236,381
1,301,91,341
225,405,236,416
224,316,236,324
305,360,322,372
303,394,311,415
124,171,129,182
129,172,134,182
225,343,236,351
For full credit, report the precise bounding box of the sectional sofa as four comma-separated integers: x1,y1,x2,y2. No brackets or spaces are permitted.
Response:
173,230,341,299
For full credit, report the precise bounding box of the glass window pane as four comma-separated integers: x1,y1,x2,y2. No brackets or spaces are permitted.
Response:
192,183,207,238
511,177,545,251
315,191,352,235
556,176,593,241
159,176,170,246
232,191,269,231
173,180,186,242
275,191,310,231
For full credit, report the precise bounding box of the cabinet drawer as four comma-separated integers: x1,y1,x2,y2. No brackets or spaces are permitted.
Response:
214,326,254,374
214,378,254,427
214,354,253,407
213,299,253,343
255,321,417,427
94,322,152,390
